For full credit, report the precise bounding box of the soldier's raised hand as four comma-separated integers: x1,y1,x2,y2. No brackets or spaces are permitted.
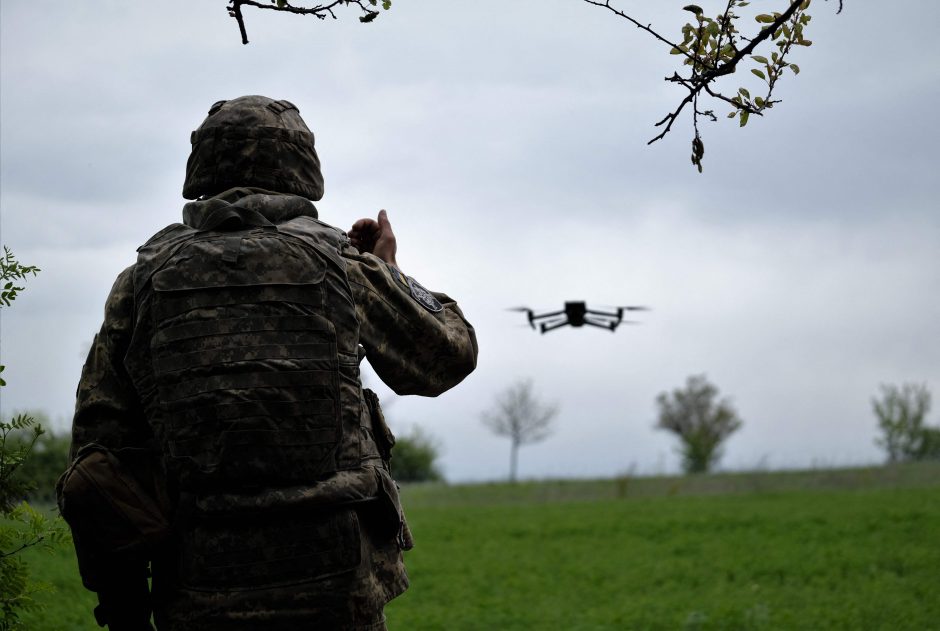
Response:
349,209,399,269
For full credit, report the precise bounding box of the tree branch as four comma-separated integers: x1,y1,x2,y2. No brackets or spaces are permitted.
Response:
648,0,806,143
0,535,44,559
227,0,376,45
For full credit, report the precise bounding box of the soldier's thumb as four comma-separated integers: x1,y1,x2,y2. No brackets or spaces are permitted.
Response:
378,209,391,230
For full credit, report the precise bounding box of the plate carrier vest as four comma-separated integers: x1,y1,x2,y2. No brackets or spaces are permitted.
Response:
126,205,382,494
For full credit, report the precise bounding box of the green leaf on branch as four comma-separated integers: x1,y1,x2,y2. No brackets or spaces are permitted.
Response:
755,14,775,23
751,68,766,80
683,5,704,15
739,110,750,127
751,55,768,64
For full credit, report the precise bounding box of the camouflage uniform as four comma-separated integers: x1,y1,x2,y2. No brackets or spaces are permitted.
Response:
60,96,477,630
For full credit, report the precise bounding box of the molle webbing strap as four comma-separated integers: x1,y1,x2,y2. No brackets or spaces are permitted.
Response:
152,315,330,347
163,399,335,431
158,370,335,404
153,344,334,374
152,287,322,322
266,99,298,115
169,428,338,458
222,237,242,263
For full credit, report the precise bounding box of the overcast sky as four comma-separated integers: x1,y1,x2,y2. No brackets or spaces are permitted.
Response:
1,0,938,482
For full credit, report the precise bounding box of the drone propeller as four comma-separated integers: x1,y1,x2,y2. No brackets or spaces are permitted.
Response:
601,305,651,311
506,306,536,329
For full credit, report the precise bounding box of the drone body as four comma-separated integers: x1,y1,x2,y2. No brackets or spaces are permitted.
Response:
511,301,648,334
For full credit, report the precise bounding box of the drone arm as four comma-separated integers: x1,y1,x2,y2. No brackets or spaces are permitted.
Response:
539,319,570,334
583,318,618,332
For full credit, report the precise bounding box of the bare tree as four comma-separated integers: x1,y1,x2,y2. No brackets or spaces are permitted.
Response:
873,382,933,463
481,379,558,482
655,374,742,474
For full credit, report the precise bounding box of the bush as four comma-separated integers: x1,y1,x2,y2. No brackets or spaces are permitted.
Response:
655,374,743,474
391,427,443,483
873,382,936,462
5,418,70,505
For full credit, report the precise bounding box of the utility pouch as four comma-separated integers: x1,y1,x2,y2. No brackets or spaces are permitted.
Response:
373,467,414,551
363,388,395,469
56,444,171,590
359,391,414,551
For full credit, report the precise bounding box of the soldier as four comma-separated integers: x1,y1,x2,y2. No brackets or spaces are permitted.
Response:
57,95,478,630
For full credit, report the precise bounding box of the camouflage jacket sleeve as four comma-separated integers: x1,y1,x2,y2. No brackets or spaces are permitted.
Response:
71,265,151,459
343,250,478,396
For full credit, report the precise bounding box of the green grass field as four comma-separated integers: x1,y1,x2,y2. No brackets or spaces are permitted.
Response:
17,463,940,630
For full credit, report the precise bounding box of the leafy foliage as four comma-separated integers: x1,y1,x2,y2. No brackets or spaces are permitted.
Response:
655,374,743,474
0,248,69,630
0,417,71,630
4,416,69,505
0,247,40,310
873,382,938,462
391,426,444,483
481,379,558,482
586,0,834,171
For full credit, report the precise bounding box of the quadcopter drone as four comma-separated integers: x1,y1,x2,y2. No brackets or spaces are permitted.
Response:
509,301,649,334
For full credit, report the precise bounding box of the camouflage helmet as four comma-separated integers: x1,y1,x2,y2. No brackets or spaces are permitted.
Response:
182,95,324,201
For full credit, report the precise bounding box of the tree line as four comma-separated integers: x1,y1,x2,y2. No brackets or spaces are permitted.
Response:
6,378,939,498
478,376,940,481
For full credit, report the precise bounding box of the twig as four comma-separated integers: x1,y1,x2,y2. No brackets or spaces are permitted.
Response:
0,535,44,559
582,0,706,70
231,0,249,44
227,0,374,45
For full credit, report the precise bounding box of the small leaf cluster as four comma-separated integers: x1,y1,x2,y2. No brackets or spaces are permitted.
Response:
0,415,44,514
729,0,812,125
361,0,392,23
0,248,39,308
672,3,742,76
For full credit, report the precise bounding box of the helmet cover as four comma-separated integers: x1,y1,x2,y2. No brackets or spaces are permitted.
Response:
182,95,324,201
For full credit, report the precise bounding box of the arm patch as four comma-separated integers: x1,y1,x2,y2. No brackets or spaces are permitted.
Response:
387,264,443,313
